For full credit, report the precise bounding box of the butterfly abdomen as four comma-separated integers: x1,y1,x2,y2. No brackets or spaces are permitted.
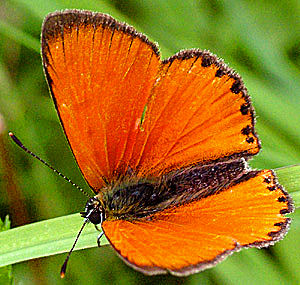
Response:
101,159,248,221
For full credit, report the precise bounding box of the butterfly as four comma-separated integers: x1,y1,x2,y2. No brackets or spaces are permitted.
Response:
40,9,293,276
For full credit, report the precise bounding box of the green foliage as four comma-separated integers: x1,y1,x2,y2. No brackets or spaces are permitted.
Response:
0,216,13,285
0,214,108,268
277,166,300,207
0,0,300,284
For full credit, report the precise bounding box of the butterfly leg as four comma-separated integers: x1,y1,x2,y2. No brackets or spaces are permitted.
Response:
97,231,104,247
94,224,104,247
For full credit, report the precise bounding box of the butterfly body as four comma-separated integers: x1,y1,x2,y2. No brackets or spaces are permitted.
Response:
87,158,247,222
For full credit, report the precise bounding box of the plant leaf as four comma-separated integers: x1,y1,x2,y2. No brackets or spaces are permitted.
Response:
276,165,300,208
0,214,108,268
0,216,13,284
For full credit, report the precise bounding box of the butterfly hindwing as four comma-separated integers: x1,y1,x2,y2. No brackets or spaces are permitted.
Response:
102,169,293,275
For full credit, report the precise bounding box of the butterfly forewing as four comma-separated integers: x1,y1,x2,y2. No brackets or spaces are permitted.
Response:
42,10,160,191
132,51,260,176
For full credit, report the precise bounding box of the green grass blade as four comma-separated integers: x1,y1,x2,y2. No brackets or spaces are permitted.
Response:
0,216,13,284
0,214,108,268
276,165,300,208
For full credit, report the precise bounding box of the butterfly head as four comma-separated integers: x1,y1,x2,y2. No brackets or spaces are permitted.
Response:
81,196,105,225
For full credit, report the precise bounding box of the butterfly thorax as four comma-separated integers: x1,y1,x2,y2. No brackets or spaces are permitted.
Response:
94,159,248,221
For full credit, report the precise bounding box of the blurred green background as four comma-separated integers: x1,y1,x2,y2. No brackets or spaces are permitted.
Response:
0,0,300,284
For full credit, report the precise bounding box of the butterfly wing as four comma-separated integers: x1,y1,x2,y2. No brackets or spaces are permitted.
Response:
42,10,259,191
102,170,293,275
41,10,160,191
131,51,260,177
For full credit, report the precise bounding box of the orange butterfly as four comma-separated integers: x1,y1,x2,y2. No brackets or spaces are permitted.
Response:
39,10,293,276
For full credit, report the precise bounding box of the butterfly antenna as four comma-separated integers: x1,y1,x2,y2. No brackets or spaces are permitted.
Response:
9,132,91,198
60,219,88,278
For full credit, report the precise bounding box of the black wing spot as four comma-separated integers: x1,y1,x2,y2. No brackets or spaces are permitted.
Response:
241,125,252,135
230,80,243,94
201,53,215,67
280,208,290,215
278,196,287,203
246,137,255,144
215,67,225,77
268,186,276,191
240,103,250,115
264,177,272,184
